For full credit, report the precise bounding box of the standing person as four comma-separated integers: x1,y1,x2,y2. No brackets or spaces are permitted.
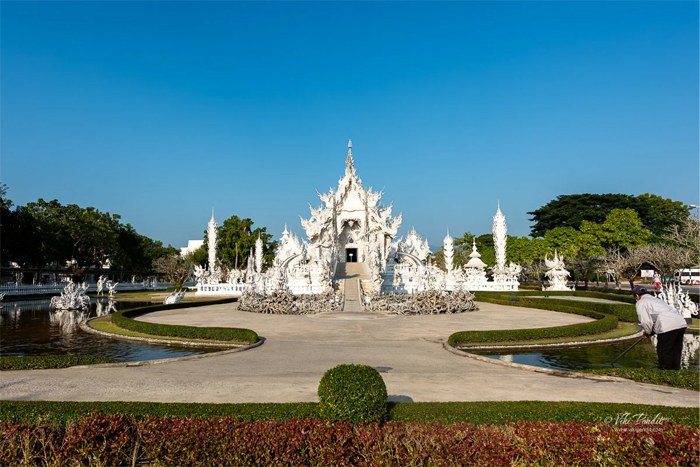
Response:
653,271,662,293
633,286,687,370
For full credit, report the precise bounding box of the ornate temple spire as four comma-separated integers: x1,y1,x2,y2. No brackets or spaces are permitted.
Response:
465,238,487,268
443,228,454,272
255,233,263,273
493,202,507,270
207,208,218,272
345,138,355,176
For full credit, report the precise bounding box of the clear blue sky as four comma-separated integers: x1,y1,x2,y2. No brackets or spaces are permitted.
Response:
3,1,698,250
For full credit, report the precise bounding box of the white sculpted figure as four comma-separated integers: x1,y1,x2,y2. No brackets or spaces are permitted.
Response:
543,250,571,291
96,275,106,296
106,280,119,297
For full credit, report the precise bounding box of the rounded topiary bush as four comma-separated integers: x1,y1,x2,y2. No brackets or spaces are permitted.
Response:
318,364,387,423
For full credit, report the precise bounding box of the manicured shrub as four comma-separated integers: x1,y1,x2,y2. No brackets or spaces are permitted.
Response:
580,368,700,391
318,364,387,423
0,355,120,371
110,299,258,344
2,415,698,467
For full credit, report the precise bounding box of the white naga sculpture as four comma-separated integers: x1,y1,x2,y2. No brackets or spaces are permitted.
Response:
164,289,187,304
50,281,91,310
543,250,571,291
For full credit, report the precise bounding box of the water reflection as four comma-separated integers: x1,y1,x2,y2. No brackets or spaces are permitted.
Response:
1,298,219,362
479,333,700,372
49,308,89,333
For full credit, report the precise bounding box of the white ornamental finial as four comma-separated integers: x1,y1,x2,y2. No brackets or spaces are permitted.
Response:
346,139,354,173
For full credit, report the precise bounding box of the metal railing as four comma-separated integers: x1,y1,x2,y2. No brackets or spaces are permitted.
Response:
0,281,171,296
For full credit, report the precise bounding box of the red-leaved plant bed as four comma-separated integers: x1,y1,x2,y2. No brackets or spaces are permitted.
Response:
1,414,698,466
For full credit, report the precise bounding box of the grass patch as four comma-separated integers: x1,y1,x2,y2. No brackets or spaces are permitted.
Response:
580,368,699,392
0,355,120,371
89,317,240,345
111,300,258,344
457,322,640,348
1,400,696,427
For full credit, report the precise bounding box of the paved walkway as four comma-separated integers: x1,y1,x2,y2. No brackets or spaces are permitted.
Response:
335,263,369,312
1,302,697,408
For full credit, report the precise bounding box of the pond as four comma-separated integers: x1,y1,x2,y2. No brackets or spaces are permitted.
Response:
476,333,700,372
1,298,220,362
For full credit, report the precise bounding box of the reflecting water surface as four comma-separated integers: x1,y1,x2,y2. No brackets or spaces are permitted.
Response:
1,299,219,361
480,333,700,372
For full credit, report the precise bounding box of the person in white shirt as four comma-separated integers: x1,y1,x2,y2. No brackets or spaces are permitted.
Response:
633,285,687,370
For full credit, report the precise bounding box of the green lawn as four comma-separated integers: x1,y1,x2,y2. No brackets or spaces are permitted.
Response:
89,316,246,345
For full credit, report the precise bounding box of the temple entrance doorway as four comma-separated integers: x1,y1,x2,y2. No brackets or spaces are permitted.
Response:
345,248,358,263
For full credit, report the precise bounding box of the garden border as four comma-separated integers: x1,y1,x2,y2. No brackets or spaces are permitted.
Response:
452,325,643,352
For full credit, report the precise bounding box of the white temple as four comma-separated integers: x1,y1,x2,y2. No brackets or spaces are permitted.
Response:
195,140,521,297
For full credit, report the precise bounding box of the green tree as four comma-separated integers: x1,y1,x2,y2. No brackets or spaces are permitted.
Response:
153,253,194,289
543,227,581,258
591,208,651,250
14,199,72,280
528,193,689,238
210,215,278,271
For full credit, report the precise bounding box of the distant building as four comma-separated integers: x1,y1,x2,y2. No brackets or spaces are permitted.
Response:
180,239,204,257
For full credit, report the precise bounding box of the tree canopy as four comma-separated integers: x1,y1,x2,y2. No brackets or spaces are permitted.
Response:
527,193,690,239
1,186,177,281
206,215,278,271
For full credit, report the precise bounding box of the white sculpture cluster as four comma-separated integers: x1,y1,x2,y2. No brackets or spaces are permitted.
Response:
543,250,572,291
654,283,698,319
196,140,523,303
50,281,91,310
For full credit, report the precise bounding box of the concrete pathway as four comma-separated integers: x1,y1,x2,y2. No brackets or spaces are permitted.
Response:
1,302,697,408
334,263,368,312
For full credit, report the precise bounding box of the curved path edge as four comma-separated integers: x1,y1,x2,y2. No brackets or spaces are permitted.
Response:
444,342,698,395
78,317,264,366
454,326,644,352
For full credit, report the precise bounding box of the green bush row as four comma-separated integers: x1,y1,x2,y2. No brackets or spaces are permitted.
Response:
1,400,697,427
1,355,120,371
448,297,618,347
110,299,258,344
473,291,638,321
580,368,699,391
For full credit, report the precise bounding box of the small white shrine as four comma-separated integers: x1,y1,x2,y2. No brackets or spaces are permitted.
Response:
195,140,521,296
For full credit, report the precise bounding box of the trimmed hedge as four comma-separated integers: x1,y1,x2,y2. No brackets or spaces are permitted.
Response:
580,368,700,392
110,299,258,344
448,296,619,347
528,297,638,322
3,416,698,467
318,364,387,423
475,290,636,305
1,400,697,427
1,355,120,371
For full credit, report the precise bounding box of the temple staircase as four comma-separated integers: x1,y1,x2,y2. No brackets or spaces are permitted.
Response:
334,262,370,312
